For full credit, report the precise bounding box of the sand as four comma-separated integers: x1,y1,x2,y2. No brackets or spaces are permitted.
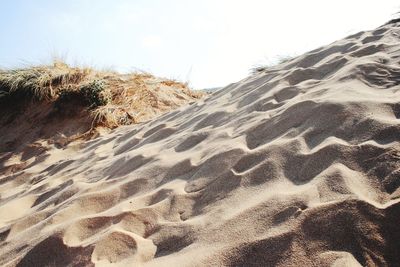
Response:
1,21,400,266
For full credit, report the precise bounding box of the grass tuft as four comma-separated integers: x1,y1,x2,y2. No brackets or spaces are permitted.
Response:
0,62,91,102
79,80,111,109
250,55,295,74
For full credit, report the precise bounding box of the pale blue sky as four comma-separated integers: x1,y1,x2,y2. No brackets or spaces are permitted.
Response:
0,0,398,88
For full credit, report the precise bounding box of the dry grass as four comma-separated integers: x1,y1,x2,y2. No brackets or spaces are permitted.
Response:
250,55,295,74
0,61,92,101
91,105,136,129
160,79,187,88
0,61,203,133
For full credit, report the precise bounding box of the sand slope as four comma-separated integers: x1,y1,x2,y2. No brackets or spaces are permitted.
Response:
1,22,400,266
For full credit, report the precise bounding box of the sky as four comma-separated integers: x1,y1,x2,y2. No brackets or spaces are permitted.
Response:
0,1,399,89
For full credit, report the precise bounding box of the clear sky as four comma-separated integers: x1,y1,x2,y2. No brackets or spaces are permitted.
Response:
0,0,399,89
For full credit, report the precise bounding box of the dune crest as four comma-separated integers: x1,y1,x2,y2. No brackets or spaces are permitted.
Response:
1,22,400,266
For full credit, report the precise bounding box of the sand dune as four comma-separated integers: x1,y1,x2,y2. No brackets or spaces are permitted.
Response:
1,21,400,266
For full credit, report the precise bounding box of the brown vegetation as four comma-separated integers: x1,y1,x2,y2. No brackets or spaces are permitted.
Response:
0,61,204,152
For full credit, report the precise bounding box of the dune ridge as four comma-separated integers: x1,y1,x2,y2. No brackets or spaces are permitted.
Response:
1,21,400,266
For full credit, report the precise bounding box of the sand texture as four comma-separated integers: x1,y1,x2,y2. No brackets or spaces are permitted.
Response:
1,22,400,266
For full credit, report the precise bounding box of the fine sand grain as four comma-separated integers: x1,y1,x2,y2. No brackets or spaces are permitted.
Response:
1,22,400,266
